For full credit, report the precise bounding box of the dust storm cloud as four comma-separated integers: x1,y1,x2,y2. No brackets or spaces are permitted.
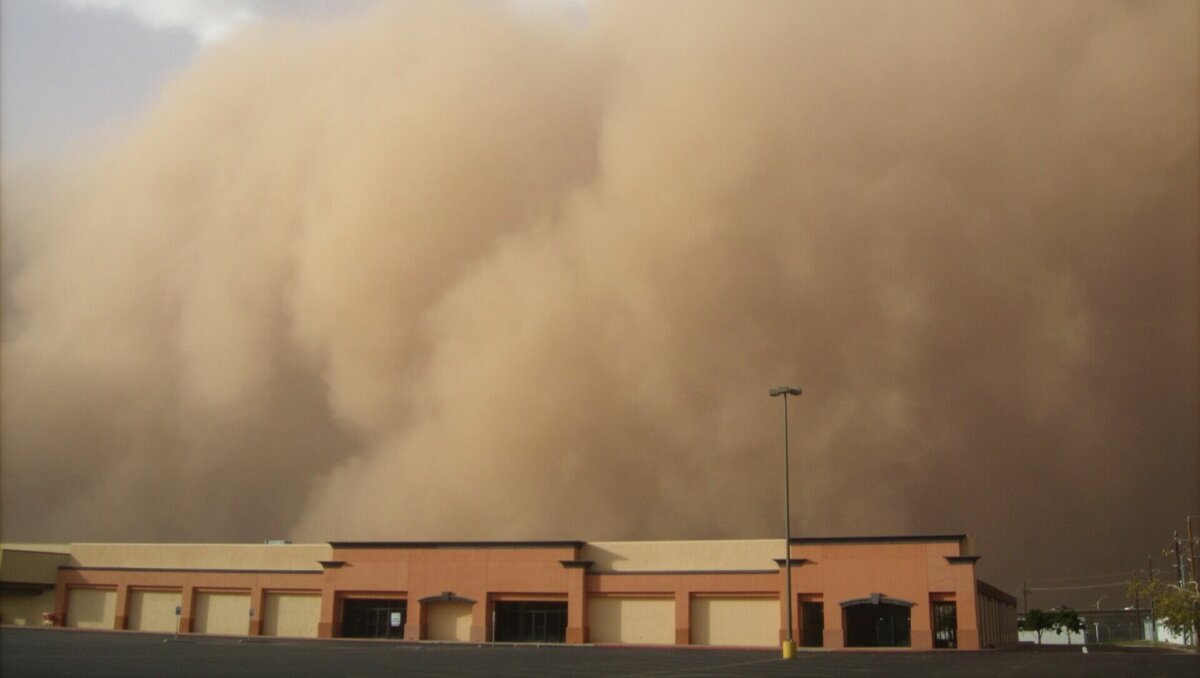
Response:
2,1,1196,592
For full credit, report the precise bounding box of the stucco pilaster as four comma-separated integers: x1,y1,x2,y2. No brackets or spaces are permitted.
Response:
52,578,69,626
910,598,934,649
951,564,980,650
179,585,195,633
470,594,489,642
113,583,129,630
823,603,844,649
563,561,589,643
674,590,691,645
317,588,337,638
248,586,265,636
405,597,425,640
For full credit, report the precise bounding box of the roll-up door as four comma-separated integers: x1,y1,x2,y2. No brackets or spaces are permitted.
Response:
194,591,250,635
128,590,182,632
66,588,116,629
263,592,320,637
690,597,777,647
588,597,674,645
425,602,472,641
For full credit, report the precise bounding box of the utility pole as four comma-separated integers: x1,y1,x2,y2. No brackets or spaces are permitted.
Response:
1148,555,1158,643
1173,531,1185,587
1189,517,1199,649
1022,581,1028,615
1187,517,1197,586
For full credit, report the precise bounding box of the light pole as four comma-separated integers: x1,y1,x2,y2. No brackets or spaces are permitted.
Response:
770,385,801,659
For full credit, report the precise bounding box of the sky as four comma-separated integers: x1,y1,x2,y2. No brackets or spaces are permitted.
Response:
1,0,380,165
1,0,1197,609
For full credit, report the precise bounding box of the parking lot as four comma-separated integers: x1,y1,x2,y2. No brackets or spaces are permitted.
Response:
2,627,1196,677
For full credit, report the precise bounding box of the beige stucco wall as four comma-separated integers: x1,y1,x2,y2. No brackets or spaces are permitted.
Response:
0,544,71,553
588,597,674,645
426,602,472,641
690,597,778,647
0,588,56,625
0,548,72,585
128,590,182,632
68,544,331,571
67,588,116,628
263,593,320,638
583,540,783,573
194,592,250,635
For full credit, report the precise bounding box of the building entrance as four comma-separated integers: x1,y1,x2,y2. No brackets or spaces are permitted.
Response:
933,601,957,648
801,601,824,647
341,599,407,639
844,601,911,647
493,601,566,643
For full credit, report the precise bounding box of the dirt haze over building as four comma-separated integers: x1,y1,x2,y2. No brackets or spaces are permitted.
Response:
2,1,1197,599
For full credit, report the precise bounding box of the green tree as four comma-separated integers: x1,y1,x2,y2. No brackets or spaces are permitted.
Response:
1128,578,1199,645
1050,607,1084,645
1020,608,1052,644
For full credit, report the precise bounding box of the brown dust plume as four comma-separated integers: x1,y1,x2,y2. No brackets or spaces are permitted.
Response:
2,1,1197,597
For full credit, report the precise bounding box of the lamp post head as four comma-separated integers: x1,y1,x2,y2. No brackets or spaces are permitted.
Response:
769,386,802,397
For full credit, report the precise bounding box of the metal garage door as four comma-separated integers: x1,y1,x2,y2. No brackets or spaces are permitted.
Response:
690,597,777,647
588,597,674,645
66,588,116,629
425,602,472,641
128,590,181,632
263,592,320,638
194,591,250,635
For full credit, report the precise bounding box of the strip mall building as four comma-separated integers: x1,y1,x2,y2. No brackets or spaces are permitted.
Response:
0,535,1017,650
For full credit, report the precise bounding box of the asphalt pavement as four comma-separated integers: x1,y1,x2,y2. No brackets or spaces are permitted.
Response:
1,626,1196,677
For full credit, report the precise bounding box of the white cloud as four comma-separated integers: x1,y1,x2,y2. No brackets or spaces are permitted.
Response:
60,0,260,45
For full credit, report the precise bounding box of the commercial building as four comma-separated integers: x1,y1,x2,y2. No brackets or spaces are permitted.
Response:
0,535,1017,650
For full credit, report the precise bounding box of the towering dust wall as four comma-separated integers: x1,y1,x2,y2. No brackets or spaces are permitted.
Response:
1,2,1196,594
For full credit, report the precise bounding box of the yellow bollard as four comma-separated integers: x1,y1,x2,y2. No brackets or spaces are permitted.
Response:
782,639,796,659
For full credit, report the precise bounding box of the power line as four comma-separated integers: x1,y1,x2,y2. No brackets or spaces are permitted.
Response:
1026,571,1138,584
1025,581,1131,592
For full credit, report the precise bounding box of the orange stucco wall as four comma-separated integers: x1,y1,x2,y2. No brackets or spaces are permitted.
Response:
321,544,581,641
788,540,981,649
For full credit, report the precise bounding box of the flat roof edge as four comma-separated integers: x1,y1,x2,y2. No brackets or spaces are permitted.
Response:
29,537,976,549
60,566,324,575
591,569,780,576
976,579,1018,605
331,536,968,551
329,541,586,549
66,543,328,547
789,534,967,545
